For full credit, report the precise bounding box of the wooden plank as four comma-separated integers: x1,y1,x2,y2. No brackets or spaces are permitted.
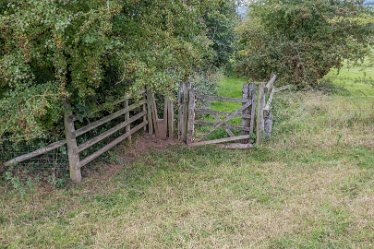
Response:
75,100,146,137
78,111,146,152
274,85,291,93
265,74,277,93
264,88,275,111
242,84,251,136
151,93,160,137
196,94,250,103
64,100,82,183
256,82,266,145
146,90,154,135
3,140,66,167
225,128,235,137
79,121,148,168
190,135,250,147
249,83,256,135
195,108,236,117
264,109,273,139
187,86,195,144
218,143,253,149
195,120,250,132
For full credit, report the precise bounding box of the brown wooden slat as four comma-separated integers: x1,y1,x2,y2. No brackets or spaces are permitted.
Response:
190,135,250,147
195,108,237,117
79,121,148,168
196,94,251,103
78,111,146,152
195,120,250,131
75,100,146,137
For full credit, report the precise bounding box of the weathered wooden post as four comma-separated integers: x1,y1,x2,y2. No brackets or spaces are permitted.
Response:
187,84,195,144
63,100,82,183
146,89,154,135
256,82,266,145
178,82,190,143
242,83,251,136
167,98,174,138
263,74,277,139
249,83,256,136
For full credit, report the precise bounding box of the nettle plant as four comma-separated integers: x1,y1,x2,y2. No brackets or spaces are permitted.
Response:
0,0,236,142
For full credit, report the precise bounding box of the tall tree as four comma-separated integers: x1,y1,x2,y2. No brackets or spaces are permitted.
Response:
0,0,232,141
235,0,374,86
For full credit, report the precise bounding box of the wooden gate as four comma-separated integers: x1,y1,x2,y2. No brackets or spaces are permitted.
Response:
178,75,280,148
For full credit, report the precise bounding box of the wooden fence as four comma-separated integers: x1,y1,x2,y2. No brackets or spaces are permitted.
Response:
3,91,151,183
2,74,288,183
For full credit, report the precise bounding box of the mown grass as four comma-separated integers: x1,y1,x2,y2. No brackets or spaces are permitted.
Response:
1,64,374,248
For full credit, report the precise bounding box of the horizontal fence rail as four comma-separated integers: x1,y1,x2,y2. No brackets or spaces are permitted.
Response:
2,90,152,183
196,94,251,103
79,121,148,168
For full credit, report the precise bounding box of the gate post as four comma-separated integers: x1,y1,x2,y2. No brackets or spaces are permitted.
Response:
178,82,188,143
256,82,266,145
249,83,256,136
186,84,195,145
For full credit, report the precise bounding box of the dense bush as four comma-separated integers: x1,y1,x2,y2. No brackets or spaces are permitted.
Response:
235,0,374,87
0,0,237,142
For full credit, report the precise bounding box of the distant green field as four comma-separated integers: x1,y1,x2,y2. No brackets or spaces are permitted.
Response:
325,59,374,96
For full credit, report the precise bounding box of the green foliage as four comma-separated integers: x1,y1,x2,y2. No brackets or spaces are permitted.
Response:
204,0,238,68
0,0,237,141
235,0,374,87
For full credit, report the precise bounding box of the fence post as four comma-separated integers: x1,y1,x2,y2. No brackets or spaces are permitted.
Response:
63,100,82,183
146,90,154,135
187,84,195,144
256,82,266,145
249,83,256,136
178,83,184,141
167,98,174,138
178,82,189,143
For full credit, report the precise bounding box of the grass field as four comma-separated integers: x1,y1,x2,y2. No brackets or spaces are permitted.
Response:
1,64,374,248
